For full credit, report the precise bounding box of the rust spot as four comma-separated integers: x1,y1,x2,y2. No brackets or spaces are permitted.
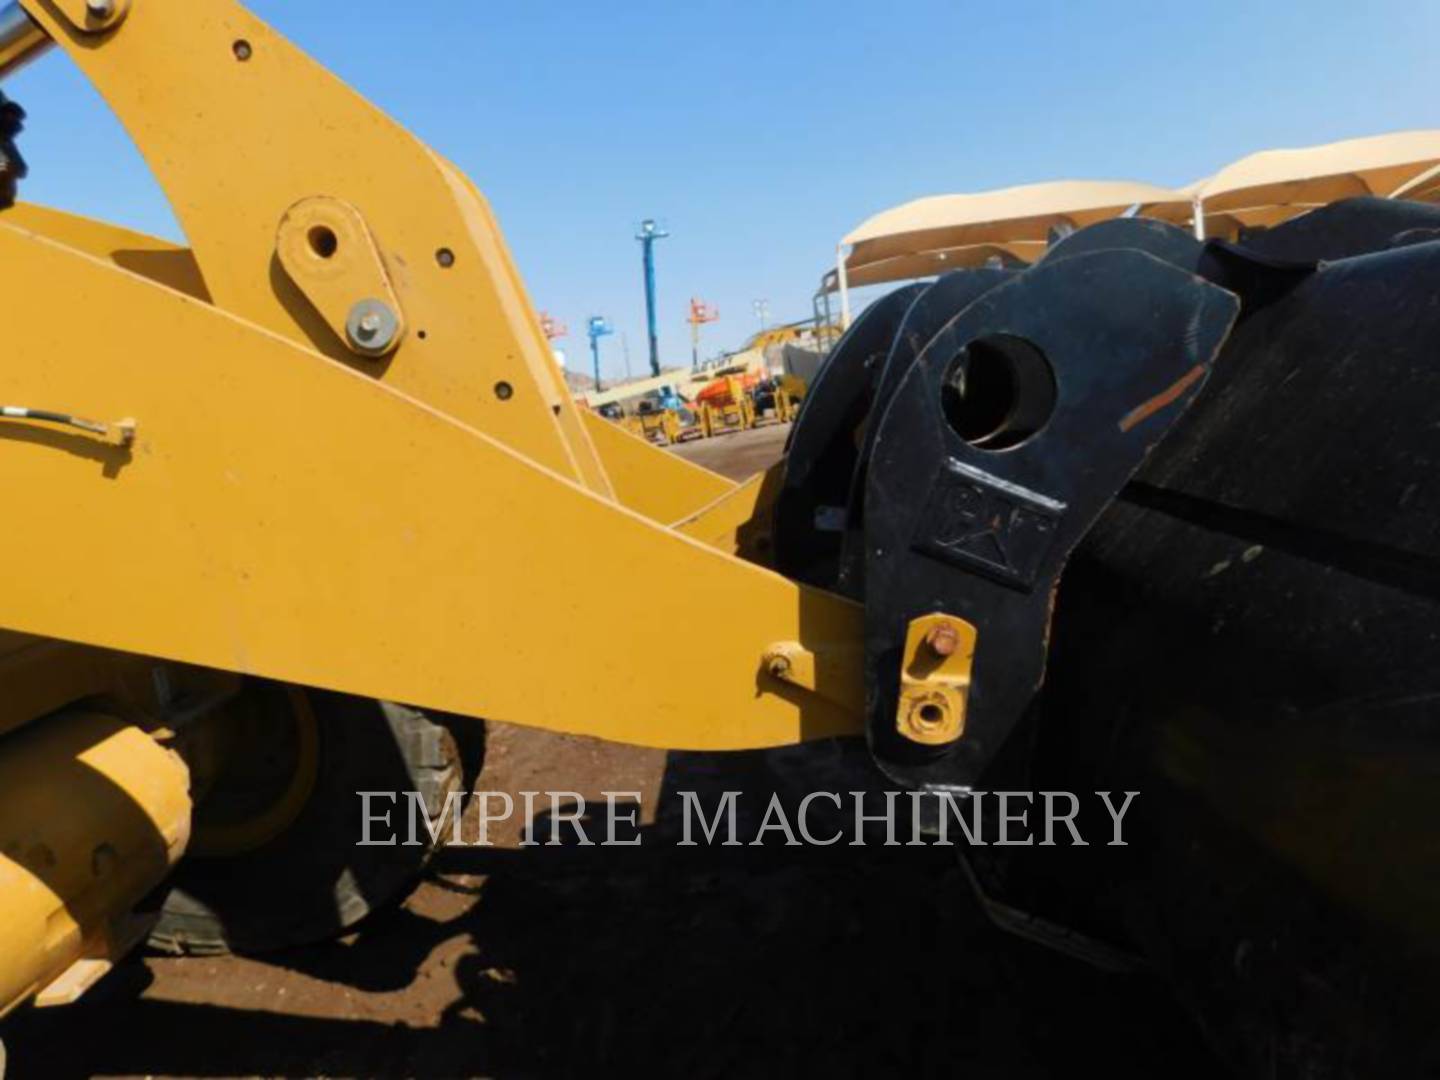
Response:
1119,364,1206,433
925,622,960,658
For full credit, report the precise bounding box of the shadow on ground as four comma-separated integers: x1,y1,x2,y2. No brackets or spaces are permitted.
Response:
5,744,1222,1079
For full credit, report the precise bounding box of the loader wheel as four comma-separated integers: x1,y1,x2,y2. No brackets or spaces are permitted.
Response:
149,682,480,955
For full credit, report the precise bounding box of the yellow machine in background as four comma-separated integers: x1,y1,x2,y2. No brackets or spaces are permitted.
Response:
608,368,805,445
638,406,685,444
699,375,758,437
773,373,807,422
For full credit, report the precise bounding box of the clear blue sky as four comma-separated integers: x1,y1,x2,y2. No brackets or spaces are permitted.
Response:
8,0,1439,382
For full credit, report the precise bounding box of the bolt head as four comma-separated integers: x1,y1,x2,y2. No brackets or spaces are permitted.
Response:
925,622,960,658
86,0,115,16
345,299,400,356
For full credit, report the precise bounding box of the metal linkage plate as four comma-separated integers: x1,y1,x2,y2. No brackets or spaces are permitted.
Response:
1131,236,1440,593
774,283,925,586
835,268,1014,599
1032,203,1440,1076
1213,195,1440,263
1040,216,1204,271
862,249,1240,789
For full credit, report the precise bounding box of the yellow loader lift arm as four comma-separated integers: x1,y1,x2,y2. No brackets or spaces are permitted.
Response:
3,7,1430,1068
0,0,866,750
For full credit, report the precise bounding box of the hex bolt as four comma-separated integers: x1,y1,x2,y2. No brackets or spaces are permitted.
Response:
767,654,792,679
925,621,960,658
345,299,399,355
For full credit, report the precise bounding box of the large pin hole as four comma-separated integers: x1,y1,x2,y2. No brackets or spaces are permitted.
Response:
940,334,1056,451
307,226,339,260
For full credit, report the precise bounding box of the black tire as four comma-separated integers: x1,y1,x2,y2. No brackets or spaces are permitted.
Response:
150,684,478,955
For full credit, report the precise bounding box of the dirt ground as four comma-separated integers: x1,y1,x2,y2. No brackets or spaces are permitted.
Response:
3,422,1223,1079
670,423,791,479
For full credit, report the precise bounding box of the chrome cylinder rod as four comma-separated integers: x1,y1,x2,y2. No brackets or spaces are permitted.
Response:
0,3,52,82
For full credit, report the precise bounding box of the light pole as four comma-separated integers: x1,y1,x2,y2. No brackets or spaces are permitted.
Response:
752,298,770,334
587,315,613,393
636,219,669,378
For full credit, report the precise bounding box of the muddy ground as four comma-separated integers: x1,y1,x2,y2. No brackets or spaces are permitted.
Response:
3,423,1223,1078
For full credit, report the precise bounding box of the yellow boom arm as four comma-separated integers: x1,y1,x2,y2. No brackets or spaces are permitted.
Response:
0,0,865,750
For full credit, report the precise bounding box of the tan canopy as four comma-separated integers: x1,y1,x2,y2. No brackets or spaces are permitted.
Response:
819,240,1044,294
829,179,1189,321
843,179,1189,265
1189,130,1440,236
825,132,1440,326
